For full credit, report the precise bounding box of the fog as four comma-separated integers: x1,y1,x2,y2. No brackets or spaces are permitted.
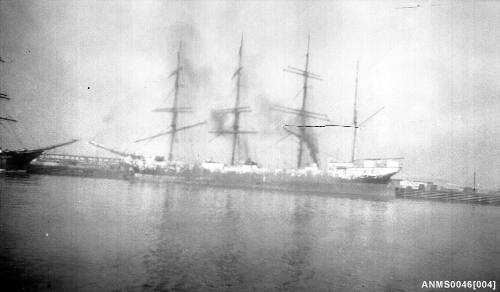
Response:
1,0,499,189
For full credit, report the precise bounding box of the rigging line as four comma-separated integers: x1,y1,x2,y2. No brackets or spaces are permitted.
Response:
144,137,154,146
291,88,303,102
208,134,221,143
275,133,292,145
284,124,358,128
359,106,385,127
132,135,154,154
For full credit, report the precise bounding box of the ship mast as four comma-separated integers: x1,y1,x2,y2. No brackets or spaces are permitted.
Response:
0,56,17,123
280,60,383,166
296,36,311,168
0,92,16,122
210,36,256,165
273,35,325,168
351,61,359,162
168,41,182,161
473,169,477,192
231,36,244,165
134,41,206,161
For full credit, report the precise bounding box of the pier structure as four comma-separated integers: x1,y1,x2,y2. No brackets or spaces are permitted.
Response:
35,153,123,167
28,153,130,179
395,186,500,206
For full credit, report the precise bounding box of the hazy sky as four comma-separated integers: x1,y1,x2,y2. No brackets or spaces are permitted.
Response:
1,0,499,189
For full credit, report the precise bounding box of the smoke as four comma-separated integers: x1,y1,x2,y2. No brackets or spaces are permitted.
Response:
255,93,286,135
208,109,254,162
254,92,320,166
303,128,319,165
166,22,212,109
240,135,250,161
210,110,230,134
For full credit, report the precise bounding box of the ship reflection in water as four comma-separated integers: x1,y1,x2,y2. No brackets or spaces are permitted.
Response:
1,175,499,291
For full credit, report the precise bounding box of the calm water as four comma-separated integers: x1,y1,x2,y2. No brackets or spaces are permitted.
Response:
1,175,499,291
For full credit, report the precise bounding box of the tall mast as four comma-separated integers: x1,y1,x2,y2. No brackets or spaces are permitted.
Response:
297,35,311,168
135,41,206,158
473,169,477,192
230,36,244,165
272,35,324,168
0,56,17,123
351,61,359,162
168,41,182,161
209,35,256,165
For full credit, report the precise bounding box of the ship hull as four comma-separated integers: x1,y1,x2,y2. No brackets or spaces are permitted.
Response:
343,173,395,184
131,171,396,198
0,150,44,172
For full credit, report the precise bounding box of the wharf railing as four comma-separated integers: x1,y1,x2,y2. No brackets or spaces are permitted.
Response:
35,153,123,167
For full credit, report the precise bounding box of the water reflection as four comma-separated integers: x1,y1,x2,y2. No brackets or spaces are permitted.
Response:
142,184,191,291
213,192,252,290
0,172,41,187
142,187,257,291
279,196,315,290
1,176,499,291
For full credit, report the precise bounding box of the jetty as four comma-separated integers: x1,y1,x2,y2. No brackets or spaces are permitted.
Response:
28,153,130,179
395,187,500,206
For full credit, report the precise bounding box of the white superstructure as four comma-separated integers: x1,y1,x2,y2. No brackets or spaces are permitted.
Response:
327,158,401,180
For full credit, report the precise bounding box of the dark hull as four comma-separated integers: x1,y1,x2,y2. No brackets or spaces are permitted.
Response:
132,170,396,198
0,150,44,171
27,164,131,179
346,173,395,184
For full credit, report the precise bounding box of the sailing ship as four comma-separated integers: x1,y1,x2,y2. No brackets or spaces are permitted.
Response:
189,36,401,196
89,41,206,173
208,36,258,168
90,37,401,197
271,37,401,184
323,60,402,183
0,56,78,171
